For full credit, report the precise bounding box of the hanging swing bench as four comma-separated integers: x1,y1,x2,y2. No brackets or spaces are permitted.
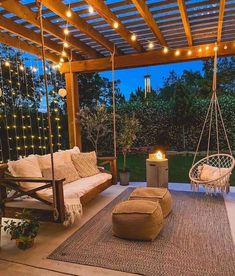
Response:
189,49,235,193
0,0,118,226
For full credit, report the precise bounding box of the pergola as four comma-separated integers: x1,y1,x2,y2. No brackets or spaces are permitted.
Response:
0,0,234,149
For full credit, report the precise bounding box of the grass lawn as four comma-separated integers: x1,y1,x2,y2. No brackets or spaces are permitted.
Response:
117,154,235,186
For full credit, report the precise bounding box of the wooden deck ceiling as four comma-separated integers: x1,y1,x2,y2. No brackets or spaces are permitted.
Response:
0,0,234,72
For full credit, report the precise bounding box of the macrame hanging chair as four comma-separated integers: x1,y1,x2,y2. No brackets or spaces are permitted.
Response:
189,46,235,194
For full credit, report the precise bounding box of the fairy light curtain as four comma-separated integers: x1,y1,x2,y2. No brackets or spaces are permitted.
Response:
0,45,67,163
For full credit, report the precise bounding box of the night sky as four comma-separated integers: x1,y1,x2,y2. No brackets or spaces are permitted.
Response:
101,60,203,99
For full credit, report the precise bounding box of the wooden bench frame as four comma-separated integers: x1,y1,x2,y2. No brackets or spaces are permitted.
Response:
0,157,117,223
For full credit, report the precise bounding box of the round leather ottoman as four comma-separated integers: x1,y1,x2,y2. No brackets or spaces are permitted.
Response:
129,187,172,218
112,199,163,241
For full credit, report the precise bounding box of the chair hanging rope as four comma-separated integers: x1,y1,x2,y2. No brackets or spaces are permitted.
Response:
189,45,235,193
36,0,59,220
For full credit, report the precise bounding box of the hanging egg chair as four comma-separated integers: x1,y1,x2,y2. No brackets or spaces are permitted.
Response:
189,47,235,193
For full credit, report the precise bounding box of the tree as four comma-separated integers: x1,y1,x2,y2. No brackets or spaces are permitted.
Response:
117,114,140,171
79,105,112,154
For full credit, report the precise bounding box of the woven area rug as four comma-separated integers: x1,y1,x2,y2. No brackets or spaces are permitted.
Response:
48,188,235,276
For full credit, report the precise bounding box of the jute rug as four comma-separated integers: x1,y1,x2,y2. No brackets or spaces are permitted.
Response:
48,188,235,276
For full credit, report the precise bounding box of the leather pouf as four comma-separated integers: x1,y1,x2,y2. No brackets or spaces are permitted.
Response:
129,187,172,218
112,199,163,241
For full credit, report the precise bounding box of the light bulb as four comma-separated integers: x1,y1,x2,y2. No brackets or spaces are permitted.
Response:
175,49,180,56
32,67,37,73
131,33,136,41
5,61,10,66
224,45,227,50
214,46,218,51
19,65,24,71
148,42,154,49
187,50,192,56
60,57,64,63
66,9,72,18
206,46,209,50
88,6,94,14
63,41,69,48
113,21,119,29
62,50,67,57
198,48,202,53
163,47,168,53
64,28,69,35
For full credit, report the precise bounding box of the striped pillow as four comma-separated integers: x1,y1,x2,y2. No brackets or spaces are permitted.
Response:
71,151,100,178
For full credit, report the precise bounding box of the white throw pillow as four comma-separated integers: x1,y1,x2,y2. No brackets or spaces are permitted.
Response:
8,156,44,191
200,164,230,181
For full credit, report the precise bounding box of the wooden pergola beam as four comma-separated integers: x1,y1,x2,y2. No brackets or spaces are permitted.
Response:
131,0,167,46
0,15,76,59
0,32,58,63
218,0,226,42
60,41,235,73
84,0,144,53
0,0,100,59
43,0,119,55
177,0,193,46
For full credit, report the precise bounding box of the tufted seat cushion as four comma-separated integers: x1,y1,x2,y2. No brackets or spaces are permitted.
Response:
112,199,163,241
129,187,172,218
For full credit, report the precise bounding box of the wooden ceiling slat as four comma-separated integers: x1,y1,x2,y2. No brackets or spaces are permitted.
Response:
83,0,144,53
177,0,192,46
131,0,167,46
217,0,226,42
0,0,101,59
0,31,58,63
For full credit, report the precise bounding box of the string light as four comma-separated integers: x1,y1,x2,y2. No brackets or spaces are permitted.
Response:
224,45,227,50
187,50,192,56
63,41,69,48
131,33,137,41
113,21,119,29
19,64,24,71
198,48,202,53
88,6,94,14
214,46,218,52
64,28,69,35
5,61,10,67
163,47,168,53
206,46,209,50
62,50,67,57
148,42,154,49
66,9,72,18
175,49,180,56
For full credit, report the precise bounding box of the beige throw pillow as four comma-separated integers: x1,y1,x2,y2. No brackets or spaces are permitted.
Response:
71,151,100,178
42,162,80,184
7,156,44,191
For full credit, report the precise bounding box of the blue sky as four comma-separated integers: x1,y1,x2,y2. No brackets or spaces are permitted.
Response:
100,60,204,99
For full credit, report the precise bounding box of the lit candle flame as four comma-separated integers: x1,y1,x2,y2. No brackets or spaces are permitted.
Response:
156,151,163,160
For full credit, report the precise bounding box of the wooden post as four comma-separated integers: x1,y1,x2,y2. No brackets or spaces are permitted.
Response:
65,72,82,149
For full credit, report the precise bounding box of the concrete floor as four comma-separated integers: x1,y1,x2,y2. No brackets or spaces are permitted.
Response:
0,183,234,276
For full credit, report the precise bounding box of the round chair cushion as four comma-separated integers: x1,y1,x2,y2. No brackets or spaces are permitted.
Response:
129,187,172,218
112,199,163,241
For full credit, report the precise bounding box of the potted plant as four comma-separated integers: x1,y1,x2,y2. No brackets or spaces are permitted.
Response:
117,114,140,185
4,209,40,250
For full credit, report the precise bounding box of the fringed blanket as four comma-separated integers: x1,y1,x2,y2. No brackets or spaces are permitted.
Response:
63,198,83,227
